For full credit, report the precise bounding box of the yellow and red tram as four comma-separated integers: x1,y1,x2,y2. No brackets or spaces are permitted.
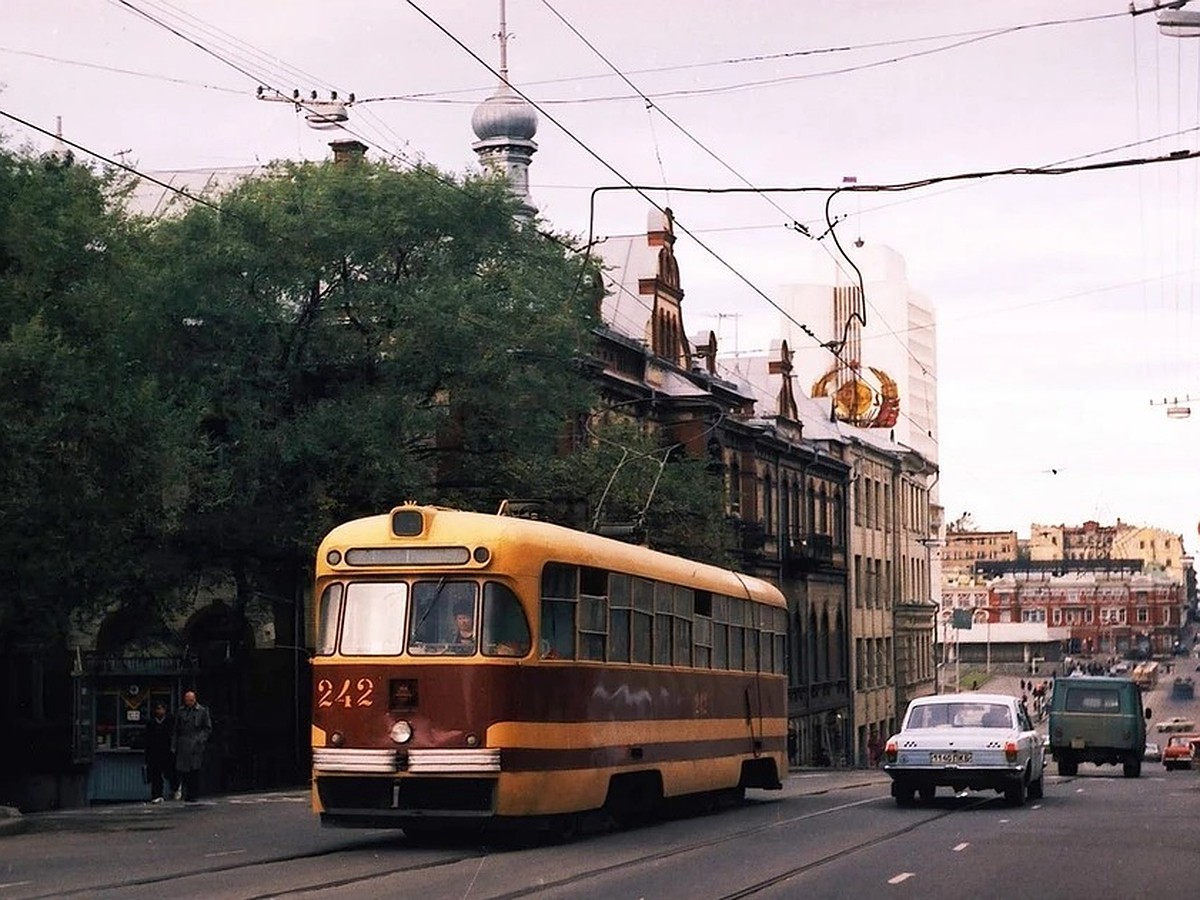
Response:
310,503,788,832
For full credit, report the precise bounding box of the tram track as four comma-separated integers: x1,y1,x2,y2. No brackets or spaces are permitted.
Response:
20,839,479,900
487,791,994,900
20,786,1001,899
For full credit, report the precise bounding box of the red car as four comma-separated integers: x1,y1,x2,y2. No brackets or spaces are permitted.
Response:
1161,733,1200,771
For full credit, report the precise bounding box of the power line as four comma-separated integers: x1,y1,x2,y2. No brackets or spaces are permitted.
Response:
354,8,1127,106
0,107,228,216
401,0,835,361
0,45,244,93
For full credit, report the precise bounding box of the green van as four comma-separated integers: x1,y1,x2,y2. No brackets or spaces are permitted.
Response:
1048,676,1151,777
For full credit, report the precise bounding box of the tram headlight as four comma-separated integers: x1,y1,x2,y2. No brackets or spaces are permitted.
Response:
390,720,413,744
329,731,345,747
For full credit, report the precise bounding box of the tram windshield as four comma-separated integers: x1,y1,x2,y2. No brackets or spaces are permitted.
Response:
340,582,408,656
316,578,533,658
409,580,479,655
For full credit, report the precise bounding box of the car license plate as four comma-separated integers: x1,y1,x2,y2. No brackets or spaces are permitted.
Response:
1070,738,1086,749
929,751,972,764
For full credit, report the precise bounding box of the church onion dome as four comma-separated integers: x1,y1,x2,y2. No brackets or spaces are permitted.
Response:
471,83,538,142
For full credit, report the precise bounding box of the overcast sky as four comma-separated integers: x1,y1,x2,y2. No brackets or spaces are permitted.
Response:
4,0,1199,549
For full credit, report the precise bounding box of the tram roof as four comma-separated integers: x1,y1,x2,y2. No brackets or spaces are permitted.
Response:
319,505,786,608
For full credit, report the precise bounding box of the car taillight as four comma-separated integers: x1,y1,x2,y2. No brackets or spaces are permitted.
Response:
885,740,898,763
1004,741,1018,763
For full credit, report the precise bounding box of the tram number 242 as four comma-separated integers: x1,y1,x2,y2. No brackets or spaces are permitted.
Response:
316,678,376,709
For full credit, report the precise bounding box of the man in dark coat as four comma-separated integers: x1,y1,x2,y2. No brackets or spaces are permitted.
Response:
172,690,212,802
144,701,175,803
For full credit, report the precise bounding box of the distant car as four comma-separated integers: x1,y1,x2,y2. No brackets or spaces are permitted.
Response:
1156,716,1197,733
1143,742,1162,762
883,693,1045,807
1161,734,1200,770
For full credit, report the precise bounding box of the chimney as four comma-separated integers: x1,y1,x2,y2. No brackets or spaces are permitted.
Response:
329,140,368,166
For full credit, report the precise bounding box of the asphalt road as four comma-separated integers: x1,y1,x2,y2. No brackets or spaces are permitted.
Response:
3,761,1199,900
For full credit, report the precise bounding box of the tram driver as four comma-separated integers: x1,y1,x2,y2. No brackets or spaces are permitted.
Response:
452,599,476,649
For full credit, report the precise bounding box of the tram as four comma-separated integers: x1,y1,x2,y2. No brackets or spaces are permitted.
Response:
310,502,788,834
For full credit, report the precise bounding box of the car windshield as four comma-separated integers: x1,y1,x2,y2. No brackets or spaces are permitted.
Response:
906,702,1012,729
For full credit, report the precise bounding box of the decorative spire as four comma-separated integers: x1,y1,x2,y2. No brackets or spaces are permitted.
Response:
471,0,538,219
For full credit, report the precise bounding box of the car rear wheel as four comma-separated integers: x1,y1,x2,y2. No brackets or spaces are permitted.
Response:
1058,758,1078,776
1123,759,1141,778
891,782,916,807
1004,777,1026,807
1027,772,1044,799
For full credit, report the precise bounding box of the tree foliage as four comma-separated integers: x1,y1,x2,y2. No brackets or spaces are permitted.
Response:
0,148,193,642
0,143,735,649
136,159,600,611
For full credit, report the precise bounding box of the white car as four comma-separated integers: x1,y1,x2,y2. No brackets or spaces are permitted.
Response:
883,693,1045,807
1155,716,1197,733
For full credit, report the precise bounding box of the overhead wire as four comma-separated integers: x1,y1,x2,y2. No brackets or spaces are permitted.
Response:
355,8,1128,107
400,0,839,365
0,45,244,94
29,2,1197,447
536,0,866,329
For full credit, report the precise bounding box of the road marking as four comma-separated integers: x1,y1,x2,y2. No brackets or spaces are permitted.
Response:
952,842,970,852
888,873,916,884
0,883,33,891
1075,788,1085,793
204,849,247,859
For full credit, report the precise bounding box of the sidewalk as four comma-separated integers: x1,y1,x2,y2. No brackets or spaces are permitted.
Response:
0,805,25,837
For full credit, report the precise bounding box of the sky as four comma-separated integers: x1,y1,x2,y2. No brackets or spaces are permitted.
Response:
3,0,1200,549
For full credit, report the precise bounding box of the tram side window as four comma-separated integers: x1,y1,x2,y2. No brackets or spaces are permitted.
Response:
729,600,746,670
579,567,609,661
316,583,344,656
608,573,632,662
693,619,711,668
482,582,531,657
653,583,673,665
540,562,577,660
673,586,693,667
759,628,772,673
775,608,788,675
341,582,408,656
632,576,654,664
712,595,729,670
694,591,713,669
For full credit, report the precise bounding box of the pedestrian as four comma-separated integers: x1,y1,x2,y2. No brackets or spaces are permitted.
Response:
867,729,883,767
144,701,175,804
172,689,212,802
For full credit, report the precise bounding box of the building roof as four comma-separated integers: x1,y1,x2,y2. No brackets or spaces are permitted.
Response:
952,622,1071,645
121,165,267,218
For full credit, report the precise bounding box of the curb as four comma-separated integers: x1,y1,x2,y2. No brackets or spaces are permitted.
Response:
0,805,27,837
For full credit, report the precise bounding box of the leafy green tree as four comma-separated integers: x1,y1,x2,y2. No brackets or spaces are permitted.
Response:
137,159,600,630
0,146,193,646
